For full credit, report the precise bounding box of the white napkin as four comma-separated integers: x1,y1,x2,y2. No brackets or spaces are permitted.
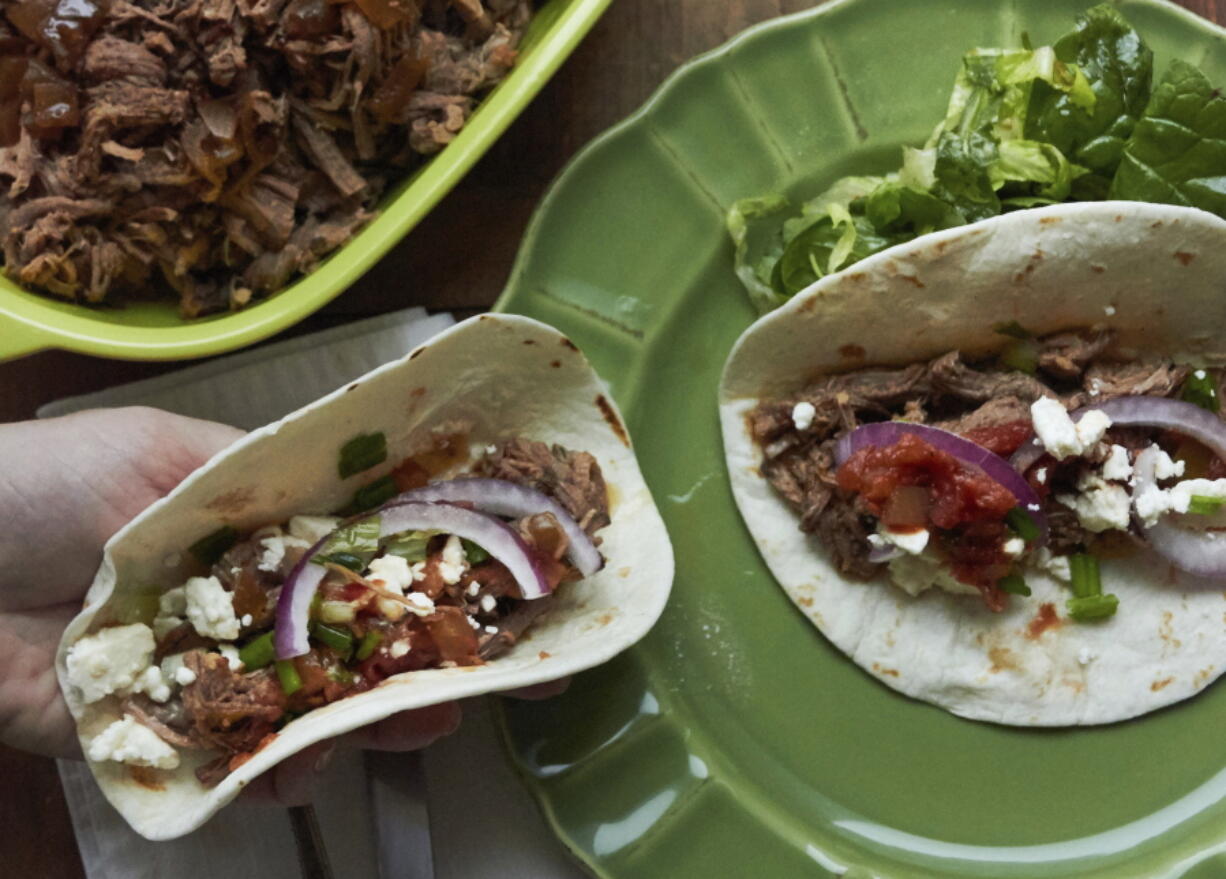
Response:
44,307,589,879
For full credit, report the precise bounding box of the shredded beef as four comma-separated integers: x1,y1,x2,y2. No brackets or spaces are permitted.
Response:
751,328,1196,576
1,0,534,313
479,438,612,536
180,651,287,754
1084,359,1189,401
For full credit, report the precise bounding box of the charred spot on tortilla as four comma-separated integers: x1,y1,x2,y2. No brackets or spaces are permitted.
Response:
839,344,866,360
596,395,630,447
409,348,426,360
1027,604,1061,640
561,338,579,352
551,360,561,368
1176,252,1196,266
205,488,255,515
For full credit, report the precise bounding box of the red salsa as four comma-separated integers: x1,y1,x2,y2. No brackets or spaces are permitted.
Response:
837,433,1020,610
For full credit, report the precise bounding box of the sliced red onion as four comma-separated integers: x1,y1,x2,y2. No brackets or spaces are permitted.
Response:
275,503,552,660
1013,395,1226,473
274,534,331,660
1133,445,1226,577
835,421,1047,544
392,478,603,576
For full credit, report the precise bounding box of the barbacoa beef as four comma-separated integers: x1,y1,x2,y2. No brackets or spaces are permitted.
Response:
0,0,533,314
750,329,1194,575
479,438,612,535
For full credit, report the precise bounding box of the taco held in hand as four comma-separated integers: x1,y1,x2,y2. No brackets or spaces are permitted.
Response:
721,202,1226,726
57,314,674,839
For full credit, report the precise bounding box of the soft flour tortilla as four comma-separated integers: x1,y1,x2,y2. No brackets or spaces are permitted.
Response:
720,201,1226,727
57,313,674,840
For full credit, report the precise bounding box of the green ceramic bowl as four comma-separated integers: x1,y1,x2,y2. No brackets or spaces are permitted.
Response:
0,0,611,363
494,1,1226,877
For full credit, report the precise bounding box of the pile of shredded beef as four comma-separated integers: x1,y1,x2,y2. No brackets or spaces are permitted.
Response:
0,0,532,315
749,329,1197,577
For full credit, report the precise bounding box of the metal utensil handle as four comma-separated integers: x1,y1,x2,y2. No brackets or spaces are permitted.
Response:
288,804,335,879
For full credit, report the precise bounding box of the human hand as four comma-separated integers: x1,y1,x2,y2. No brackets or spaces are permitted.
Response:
0,406,566,805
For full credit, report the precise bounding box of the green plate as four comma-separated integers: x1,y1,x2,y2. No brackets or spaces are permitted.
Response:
0,0,611,363
493,1,1226,876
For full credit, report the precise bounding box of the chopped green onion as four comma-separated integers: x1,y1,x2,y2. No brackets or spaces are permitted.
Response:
318,600,357,624
993,320,1032,340
189,526,238,566
338,432,388,479
337,476,398,516
462,539,490,565
1187,494,1226,516
309,592,324,619
1067,593,1119,622
999,339,1039,375
1005,507,1040,542
1068,553,1102,599
384,530,435,563
355,630,383,661
1181,370,1219,413
997,573,1032,596
310,621,355,656
275,659,303,696
238,631,276,670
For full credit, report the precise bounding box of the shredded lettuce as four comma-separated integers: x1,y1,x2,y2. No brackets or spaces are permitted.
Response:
728,4,1222,313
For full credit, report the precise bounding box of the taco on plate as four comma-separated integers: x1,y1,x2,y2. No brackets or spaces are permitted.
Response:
57,314,674,839
720,202,1226,726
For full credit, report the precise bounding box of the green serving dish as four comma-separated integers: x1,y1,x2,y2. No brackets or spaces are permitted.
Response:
494,0,1226,876
0,0,611,363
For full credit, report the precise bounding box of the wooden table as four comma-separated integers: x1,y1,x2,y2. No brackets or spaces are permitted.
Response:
2,1,1219,874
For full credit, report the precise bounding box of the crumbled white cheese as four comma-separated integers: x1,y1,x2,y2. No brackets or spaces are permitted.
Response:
1033,547,1072,582
258,530,310,572
791,401,817,432
466,581,480,597
876,526,929,555
1057,472,1131,532
369,555,419,620
1077,647,1098,666
368,555,416,593
87,717,179,769
218,644,244,671
160,653,196,687
404,593,436,617
1002,537,1026,557
480,593,497,613
410,561,427,582
288,515,342,544
1102,444,1133,482
66,624,157,704
437,535,468,585
467,615,482,630
1133,475,1226,527
389,639,411,659
1169,479,1226,516
184,576,241,640
1103,305,1116,317
1195,369,1207,380
1035,467,1048,485
1031,397,1112,460
240,614,253,627
126,665,172,703
1153,448,1186,481
885,552,978,598
1134,483,1176,528
151,614,184,640
1076,409,1112,449
484,625,498,635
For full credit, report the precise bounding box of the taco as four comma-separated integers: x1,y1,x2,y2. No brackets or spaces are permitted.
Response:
56,314,674,840
720,201,1226,726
